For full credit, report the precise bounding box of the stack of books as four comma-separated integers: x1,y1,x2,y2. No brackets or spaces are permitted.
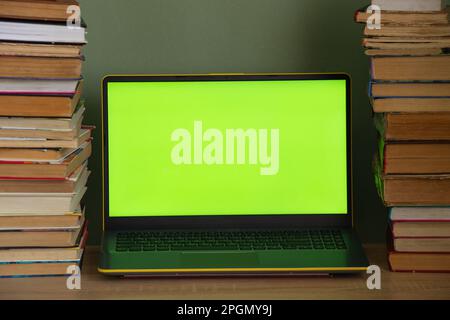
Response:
356,0,450,272
0,0,90,277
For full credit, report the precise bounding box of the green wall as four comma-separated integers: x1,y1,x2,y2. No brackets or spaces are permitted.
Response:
79,0,449,244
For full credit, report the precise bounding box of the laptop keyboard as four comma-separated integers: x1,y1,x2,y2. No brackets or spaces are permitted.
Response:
115,229,347,252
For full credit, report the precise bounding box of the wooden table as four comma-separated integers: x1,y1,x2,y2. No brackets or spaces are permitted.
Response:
1,245,449,300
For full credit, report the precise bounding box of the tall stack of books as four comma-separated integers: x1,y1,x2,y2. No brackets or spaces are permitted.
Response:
0,0,91,277
356,0,450,272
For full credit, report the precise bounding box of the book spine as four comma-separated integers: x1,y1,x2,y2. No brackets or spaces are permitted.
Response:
0,177,66,181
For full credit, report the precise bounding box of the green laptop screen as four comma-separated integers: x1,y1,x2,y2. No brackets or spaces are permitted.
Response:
107,79,348,217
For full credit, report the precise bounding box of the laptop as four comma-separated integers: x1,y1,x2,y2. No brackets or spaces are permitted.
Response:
98,73,369,276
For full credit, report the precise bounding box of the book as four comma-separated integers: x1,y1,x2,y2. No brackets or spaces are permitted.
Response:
0,127,80,141
0,163,88,193
355,6,449,25
0,248,82,263
0,105,84,130
1,211,84,231
0,209,83,230
388,251,450,272
371,97,450,112
371,0,446,12
364,25,450,37
0,219,85,247
390,207,450,221
0,141,91,179
393,237,450,252
0,146,81,162
365,36,450,43
0,55,83,79
374,112,450,141
371,56,450,81
0,118,82,141
0,145,82,162
370,82,450,98
0,0,80,22
363,37,450,49
376,172,450,206
0,20,86,44
0,260,80,277
391,221,450,238
0,42,82,58
365,48,444,56
0,224,87,263
0,78,80,95
0,88,82,117
0,168,89,198
381,141,450,174
0,127,91,148
0,186,87,215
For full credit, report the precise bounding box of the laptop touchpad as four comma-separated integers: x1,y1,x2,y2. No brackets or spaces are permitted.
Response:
180,252,259,268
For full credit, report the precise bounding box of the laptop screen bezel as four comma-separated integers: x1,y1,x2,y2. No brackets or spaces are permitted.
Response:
101,73,353,230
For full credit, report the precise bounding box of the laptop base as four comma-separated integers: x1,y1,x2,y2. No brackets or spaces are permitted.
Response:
99,228,369,276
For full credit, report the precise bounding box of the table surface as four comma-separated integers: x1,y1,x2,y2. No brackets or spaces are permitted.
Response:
1,245,449,300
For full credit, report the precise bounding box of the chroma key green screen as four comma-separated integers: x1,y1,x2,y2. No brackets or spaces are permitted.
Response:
106,79,348,217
